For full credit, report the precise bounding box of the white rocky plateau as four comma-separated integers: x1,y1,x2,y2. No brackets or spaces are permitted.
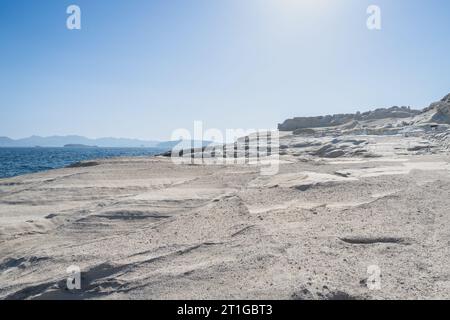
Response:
1,94,450,300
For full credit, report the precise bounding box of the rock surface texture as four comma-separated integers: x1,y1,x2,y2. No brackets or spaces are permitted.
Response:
1,94,450,300
278,95,449,131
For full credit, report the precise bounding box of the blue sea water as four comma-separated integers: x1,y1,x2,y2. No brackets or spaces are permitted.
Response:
0,147,165,179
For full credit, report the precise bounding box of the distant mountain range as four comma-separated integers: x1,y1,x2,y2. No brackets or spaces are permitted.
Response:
0,135,206,149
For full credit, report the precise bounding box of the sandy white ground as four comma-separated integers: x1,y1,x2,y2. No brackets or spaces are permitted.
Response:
0,131,449,300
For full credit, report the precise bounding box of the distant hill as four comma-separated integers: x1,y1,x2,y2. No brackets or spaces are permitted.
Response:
278,93,450,132
0,135,209,149
278,106,421,131
63,144,98,148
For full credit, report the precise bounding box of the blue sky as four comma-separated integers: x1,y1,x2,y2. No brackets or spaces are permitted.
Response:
0,0,449,140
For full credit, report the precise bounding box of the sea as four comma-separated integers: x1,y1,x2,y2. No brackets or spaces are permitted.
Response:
0,147,165,179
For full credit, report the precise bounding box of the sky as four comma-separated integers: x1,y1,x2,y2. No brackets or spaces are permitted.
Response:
0,0,449,140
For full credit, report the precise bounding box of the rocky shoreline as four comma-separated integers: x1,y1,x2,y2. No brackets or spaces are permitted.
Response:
0,94,449,300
